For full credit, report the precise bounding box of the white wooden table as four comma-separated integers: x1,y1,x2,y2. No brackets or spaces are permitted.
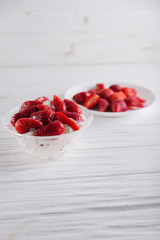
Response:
0,1,160,239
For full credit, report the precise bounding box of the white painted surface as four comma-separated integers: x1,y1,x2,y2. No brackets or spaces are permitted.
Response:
0,0,160,239
0,0,160,66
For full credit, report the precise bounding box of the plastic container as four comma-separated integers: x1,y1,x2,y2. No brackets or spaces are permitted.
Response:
2,106,93,159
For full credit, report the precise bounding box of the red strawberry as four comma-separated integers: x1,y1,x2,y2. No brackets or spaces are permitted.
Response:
95,83,105,92
35,96,49,103
63,99,82,114
55,112,79,131
62,111,84,122
135,96,146,103
30,109,55,125
98,88,114,99
125,96,144,109
108,91,127,102
89,83,105,94
34,120,64,136
83,94,100,109
19,101,39,112
73,92,90,104
109,84,122,92
15,118,42,134
53,95,66,112
88,90,97,94
11,106,38,127
111,99,128,112
99,98,110,112
37,104,54,111
121,87,137,97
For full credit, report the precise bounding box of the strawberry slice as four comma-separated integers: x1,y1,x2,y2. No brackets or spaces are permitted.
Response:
108,91,127,102
55,112,79,131
98,88,114,99
11,106,38,127
95,83,105,92
125,96,144,109
88,90,97,94
135,96,146,103
34,120,64,136
19,101,39,112
53,95,66,112
89,83,105,94
30,109,55,125
121,87,137,97
83,94,100,109
99,98,110,112
111,99,128,112
109,84,122,92
63,99,82,114
35,96,49,103
15,118,42,134
73,92,90,105
37,104,54,111
62,111,84,122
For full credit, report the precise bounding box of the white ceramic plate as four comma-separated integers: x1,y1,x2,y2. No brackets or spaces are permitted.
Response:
64,82,156,117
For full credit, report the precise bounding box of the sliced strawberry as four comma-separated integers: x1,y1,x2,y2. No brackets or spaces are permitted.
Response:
55,112,79,131
63,99,82,114
95,83,105,92
88,90,97,94
109,84,122,92
11,106,38,127
35,96,49,103
125,96,144,109
83,94,100,109
73,92,90,105
30,109,55,125
15,118,42,134
89,83,105,94
98,88,114,99
135,96,146,103
62,111,84,122
99,98,110,112
121,87,137,97
111,99,128,112
108,91,127,102
37,104,54,111
19,101,39,112
34,120,64,136
53,95,66,112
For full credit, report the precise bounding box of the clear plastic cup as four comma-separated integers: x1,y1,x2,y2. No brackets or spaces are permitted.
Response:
2,106,93,159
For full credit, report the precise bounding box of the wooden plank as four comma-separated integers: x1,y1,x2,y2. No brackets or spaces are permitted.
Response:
0,0,160,238
0,64,160,239
0,0,160,66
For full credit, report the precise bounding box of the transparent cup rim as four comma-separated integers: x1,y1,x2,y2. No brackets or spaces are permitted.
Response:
1,105,93,140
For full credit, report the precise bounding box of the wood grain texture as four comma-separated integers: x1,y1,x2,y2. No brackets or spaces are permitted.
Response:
0,0,160,239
